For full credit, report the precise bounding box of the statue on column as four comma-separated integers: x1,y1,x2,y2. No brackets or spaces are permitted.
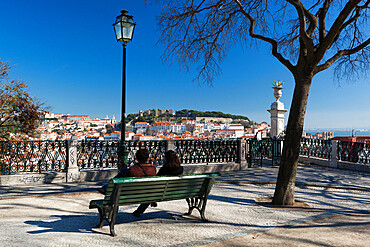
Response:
268,80,287,138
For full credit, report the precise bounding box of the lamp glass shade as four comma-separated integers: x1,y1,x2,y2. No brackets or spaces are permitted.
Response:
113,10,136,43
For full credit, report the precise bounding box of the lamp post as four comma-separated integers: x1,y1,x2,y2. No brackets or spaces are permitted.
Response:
113,10,136,172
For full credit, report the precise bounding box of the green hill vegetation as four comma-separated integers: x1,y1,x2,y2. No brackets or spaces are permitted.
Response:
126,109,250,125
175,109,249,120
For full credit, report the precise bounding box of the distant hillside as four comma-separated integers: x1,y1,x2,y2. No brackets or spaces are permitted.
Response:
175,109,250,121
126,109,250,125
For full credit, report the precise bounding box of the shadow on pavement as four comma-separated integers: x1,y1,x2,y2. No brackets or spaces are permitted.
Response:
24,210,204,236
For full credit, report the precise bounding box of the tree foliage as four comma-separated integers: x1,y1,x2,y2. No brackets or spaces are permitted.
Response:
155,0,369,205
157,0,369,83
0,61,42,140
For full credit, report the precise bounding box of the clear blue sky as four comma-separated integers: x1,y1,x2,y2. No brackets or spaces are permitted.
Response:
0,0,369,129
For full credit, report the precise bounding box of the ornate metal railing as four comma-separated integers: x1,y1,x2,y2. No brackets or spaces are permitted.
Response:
246,139,282,167
77,140,167,170
1,138,368,175
77,140,119,170
0,141,67,175
174,139,239,164
337,140,370,164
271,139,283,166
300,138,332,160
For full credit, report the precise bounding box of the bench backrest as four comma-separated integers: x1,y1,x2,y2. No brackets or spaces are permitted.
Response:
102,173,220,207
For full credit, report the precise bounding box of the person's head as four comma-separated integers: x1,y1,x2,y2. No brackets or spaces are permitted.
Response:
136,148,150,164
164,150,181,169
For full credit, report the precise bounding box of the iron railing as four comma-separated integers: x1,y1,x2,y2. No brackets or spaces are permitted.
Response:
300,138,332,159
0,141,67,175
1,138,368,175
246,139,282,167
77,140,119,170
174,139,239,164
337,140,370,164
77,140,167,170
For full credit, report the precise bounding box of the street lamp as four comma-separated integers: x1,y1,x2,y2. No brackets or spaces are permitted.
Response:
113,10,136,172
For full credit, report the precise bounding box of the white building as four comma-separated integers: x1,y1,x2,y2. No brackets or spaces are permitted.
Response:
170,123,186,133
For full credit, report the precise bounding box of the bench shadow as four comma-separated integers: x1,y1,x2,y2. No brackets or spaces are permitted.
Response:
24,210,201,236
25,213,98,235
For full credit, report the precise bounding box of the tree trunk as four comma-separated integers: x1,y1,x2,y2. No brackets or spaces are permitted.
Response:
272,74,312,205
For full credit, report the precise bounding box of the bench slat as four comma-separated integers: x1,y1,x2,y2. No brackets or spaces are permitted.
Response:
118,181,204,193
117,193,202,205
117,188,203,200
117,179,205,189
112,173,219,183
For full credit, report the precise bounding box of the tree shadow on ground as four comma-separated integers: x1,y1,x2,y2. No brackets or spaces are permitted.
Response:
208,194,256,206
0,183,104,199
294,187,370,214
286,213,370,229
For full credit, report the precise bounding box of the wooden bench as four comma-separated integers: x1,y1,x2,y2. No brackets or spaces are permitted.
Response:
89,173,220,236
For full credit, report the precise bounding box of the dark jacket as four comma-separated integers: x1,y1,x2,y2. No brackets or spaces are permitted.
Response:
157,166,183,176
125,164,156,177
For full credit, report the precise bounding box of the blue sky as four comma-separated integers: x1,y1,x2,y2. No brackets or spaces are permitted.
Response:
0,0,369,129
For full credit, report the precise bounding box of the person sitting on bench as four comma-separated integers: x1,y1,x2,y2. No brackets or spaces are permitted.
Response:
98,148,156,194
133,150,183,217
125,148,156,177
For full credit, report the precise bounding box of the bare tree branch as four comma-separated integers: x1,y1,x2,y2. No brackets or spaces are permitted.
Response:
233,0,295,72
315,0,362,61
315,37,370,73
318,0,333,42
285,0,317,39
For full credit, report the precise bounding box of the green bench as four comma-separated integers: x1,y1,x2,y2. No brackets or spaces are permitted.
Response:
89,173,220,236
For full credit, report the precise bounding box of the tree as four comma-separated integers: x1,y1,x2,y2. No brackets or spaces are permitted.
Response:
0,61,42,140
156,0,369,205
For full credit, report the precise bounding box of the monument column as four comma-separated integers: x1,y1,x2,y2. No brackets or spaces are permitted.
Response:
268,86,287,138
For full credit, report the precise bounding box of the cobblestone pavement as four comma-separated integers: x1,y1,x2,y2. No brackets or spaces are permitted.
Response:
217,163,370,191
0,164,369,246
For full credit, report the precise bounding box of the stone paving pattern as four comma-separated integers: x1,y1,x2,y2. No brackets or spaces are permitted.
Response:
0,163,369,246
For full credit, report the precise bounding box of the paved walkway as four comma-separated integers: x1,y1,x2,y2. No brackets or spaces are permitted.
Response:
218,163,370,191
0,164,369,246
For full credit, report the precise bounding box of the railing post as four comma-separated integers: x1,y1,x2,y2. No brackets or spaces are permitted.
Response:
238,139,247,170
330,140,338,168
66,137,80,182
166,140,175,151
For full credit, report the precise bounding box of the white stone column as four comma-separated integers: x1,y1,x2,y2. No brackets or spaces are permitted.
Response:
66,137,80,182
238,139,248,170
166,140,175,151
267,86,287,138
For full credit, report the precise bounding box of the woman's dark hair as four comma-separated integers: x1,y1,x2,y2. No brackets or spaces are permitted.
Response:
164,150,181,170
136,148,149,164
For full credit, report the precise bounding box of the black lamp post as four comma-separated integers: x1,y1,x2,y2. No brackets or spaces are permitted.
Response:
113,10,136,172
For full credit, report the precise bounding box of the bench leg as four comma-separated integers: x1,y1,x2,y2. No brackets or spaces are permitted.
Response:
97,208,104,228
199,199,208,222
97,208,108,228
185,198,208,222
109,226,116,237
109,204,119,237
185,198,195,215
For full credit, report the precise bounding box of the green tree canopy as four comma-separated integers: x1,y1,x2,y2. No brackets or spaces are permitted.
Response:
0,61,42,140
